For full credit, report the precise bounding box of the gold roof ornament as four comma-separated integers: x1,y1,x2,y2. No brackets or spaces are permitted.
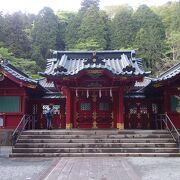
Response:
92,51,97,63
0,71,4,81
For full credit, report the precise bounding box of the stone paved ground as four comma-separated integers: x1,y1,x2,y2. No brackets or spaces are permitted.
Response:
0,157,56,180
0,147,180,180
44,157,180,180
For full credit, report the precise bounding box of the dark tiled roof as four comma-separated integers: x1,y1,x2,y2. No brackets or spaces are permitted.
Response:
41,91,65,99
40,50,146,77
155,61,180,82
42,94,65,99
38,78,55,89
0,60,37,86
135,77,153,88
124,93,146,99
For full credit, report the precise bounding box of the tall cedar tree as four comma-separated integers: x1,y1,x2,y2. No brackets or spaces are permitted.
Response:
0,13,6,44
31,7,59,69
4,12,31,58
134,5,165,72
76,0,108,50
171,2,180,31
110,6,136,49
64,13,82,50
80,0,100,12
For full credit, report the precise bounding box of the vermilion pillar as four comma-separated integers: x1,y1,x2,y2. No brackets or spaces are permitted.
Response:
117,88,124,129
73,94,77,128
66,88,71,129
61,86,71,129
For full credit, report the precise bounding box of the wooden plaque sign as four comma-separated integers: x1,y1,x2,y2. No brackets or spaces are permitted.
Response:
171,95,180,113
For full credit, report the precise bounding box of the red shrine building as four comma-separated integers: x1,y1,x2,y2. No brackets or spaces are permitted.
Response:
0,50,180,131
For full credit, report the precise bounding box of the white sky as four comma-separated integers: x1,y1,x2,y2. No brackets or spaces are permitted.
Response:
0,0,177,14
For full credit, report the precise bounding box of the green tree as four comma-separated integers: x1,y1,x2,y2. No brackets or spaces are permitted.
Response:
75,39,102,50
80,0,100,13
4,12,31,58
0,47,38,78
56,11,72,50
31,7,60,69
152,2,180,32
171,2,180,32
104,4,133,18
64,0,109,50
77,0,108,50
166,31,180,61
78,8,107,50
134,5,165,72
0,12,6,44
110,6,136,49
63,12,81,50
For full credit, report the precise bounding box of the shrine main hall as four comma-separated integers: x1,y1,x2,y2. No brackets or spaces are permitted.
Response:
0,50,180,130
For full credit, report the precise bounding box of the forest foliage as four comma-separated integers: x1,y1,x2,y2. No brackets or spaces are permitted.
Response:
0,0,180,77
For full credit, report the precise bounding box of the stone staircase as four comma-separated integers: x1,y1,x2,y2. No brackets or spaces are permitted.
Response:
10,129,180,157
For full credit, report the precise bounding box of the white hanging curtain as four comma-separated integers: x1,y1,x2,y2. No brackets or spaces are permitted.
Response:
87,89,89,98
110,88,112,97
76,89,78,97
99,89,102,98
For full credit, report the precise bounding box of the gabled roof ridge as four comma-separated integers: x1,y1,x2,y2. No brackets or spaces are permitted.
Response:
53,50,136,54
40,50,145,77
0,60,37,86
6,63,30,78
158,61,180,78
0,59,29,78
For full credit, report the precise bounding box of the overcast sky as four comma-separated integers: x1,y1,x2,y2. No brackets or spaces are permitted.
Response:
0,0,177,14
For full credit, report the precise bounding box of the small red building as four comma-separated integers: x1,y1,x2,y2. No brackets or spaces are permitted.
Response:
0,60,38,129
0,50,180,132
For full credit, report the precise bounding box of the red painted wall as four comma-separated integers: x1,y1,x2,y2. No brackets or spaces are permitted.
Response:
164,88,180,128
0,77,26,129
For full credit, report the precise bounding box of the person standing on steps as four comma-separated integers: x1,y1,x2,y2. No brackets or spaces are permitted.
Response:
45,104,54,130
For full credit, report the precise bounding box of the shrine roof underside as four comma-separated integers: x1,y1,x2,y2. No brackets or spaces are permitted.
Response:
40,50,147,77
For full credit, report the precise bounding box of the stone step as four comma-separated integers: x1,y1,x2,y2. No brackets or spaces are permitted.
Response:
18,138,174,144
19,134,172,139
14,143,177,148
11,129,179,157
22,130,169,135
12,147,179,153
9,152,180,157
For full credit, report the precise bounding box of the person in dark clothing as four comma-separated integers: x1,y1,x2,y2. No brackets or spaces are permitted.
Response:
45,104,54,130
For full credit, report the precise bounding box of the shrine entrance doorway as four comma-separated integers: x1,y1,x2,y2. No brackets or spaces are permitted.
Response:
124,99,161,129
28,99,66,129
76,95,113,129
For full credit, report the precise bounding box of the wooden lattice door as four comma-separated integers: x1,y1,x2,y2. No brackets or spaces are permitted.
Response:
96,98,113,128
76,98,93,128
76,96,113,129
125,101,151,129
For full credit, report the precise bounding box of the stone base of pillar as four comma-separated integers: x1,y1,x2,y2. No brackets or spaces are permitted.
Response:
117,122,124,129
92,121,97,129
66,123,71,129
